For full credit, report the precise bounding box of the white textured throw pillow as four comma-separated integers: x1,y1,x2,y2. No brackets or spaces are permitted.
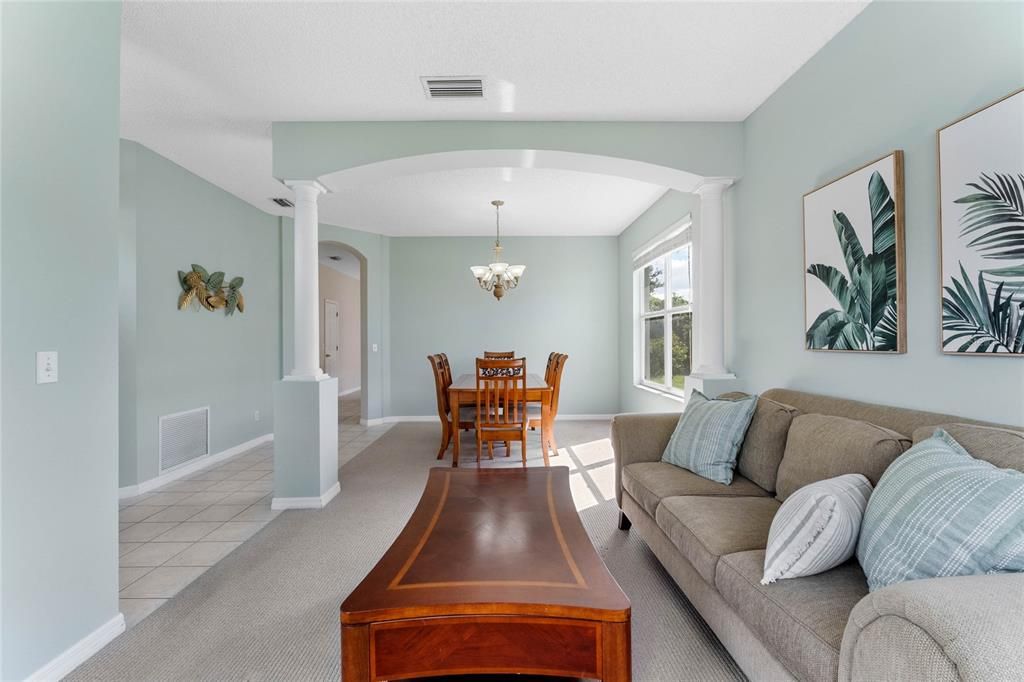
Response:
761,473,873,585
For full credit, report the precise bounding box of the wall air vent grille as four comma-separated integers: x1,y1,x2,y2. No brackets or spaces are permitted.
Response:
159,407,210,472
271,197,294,208
421,77,485,99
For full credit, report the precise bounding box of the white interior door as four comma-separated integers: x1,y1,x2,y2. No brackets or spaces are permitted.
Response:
324,299,340,380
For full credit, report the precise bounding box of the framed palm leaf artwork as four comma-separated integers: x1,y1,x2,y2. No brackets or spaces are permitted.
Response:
938,88,1024,356
803,151,906,353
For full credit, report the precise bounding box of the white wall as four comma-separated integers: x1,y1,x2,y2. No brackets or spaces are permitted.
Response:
388,236,620,416
734,1,1024,425
319,264,361,394
1,2,122,677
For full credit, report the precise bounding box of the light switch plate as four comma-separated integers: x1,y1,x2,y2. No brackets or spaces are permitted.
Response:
36,351,58,384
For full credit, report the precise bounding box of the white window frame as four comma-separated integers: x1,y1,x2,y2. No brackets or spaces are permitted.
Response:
632,217,693,400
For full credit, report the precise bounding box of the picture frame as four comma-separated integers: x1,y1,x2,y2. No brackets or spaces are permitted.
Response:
937,88,1024,356
802,151,906,353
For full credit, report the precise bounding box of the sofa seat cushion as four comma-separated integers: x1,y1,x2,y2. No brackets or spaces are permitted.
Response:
775,414,911,501
655,496,780,584
622,461,770,517
716,549,869,682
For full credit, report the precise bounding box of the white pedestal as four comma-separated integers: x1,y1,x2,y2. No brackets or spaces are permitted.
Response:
272,376,339,510
686,373,740,401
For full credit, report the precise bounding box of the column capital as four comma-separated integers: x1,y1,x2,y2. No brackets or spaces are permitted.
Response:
284,179,329,200
692,177,735,194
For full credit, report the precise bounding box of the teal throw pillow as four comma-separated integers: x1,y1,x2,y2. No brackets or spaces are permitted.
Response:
661,390,758,485
857,429,1024,592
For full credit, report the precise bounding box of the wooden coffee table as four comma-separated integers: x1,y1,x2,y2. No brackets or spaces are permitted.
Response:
341,467,631,681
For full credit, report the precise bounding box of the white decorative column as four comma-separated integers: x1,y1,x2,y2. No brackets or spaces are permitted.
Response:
272,180,339,510
288,180,327,379
689,177,736,399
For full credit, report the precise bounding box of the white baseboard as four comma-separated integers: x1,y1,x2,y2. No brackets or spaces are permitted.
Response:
339,386,361,398
119,433,273,500
271,481,340,510
370,414,614,424
556,414,616,421
27,612,125,681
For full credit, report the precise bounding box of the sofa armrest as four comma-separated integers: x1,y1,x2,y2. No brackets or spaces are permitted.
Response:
839,572,1024,681
610,413,679,507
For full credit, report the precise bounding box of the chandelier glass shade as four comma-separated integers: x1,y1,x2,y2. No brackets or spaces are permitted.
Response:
471,199,525,300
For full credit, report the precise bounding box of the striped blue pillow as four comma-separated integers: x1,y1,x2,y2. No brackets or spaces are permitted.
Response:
858,429,1024,592
661,391,758,485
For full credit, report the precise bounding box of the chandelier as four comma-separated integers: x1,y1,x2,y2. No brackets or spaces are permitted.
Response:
470,199,525,301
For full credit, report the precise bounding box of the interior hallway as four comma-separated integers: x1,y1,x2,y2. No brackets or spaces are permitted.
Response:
117,391,390,628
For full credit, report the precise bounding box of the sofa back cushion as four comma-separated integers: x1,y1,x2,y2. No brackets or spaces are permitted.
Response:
775,414,911,501
720,392,800,492
912,423,1024,473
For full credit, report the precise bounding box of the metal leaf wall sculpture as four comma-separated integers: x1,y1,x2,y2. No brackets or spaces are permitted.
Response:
177,264,246,316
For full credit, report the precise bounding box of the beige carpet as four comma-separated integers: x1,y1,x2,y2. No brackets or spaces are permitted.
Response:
71,422,743,681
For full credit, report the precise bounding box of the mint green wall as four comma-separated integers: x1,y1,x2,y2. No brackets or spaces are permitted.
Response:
1,2,121,677
617,190,699,413
272,121,744,180
119,141,282,487
281,220,391,420
388,236,619,416
734,1,1024,425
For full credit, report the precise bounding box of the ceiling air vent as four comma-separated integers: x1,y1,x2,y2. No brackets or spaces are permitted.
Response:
421,76,485,99
271,197,294,208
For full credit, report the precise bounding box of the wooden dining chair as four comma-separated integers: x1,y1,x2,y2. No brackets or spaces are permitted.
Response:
483,351,515,359
428,354,475,460
475,357,528,465
529,353,568,458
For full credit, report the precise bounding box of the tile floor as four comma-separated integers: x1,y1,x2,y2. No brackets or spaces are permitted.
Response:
117,392,390,628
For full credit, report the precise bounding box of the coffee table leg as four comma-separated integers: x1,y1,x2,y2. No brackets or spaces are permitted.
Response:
602,621,631,682
341,624,370,681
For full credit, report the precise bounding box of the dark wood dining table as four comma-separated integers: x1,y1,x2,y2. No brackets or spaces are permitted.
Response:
448,372,554,467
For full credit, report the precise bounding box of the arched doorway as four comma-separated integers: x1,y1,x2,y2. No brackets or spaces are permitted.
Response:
318,239,368,424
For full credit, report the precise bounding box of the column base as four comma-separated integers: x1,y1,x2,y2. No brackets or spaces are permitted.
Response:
272,376,339,510
271,481,340,511
685,373,740,401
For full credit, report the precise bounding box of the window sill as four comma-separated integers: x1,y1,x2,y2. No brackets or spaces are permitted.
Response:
633,383,686,405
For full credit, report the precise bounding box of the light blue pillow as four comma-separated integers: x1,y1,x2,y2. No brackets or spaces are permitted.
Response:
661,390,758,485
857,429,1024,592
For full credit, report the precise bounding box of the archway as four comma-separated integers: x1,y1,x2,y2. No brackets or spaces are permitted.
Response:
318,240,368,424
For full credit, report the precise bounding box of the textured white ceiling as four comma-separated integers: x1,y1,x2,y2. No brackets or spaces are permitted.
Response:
321,167,667,236
319,243,361,278
121,1,868,235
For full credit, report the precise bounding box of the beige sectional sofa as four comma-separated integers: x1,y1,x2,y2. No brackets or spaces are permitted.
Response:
612,388,1024,682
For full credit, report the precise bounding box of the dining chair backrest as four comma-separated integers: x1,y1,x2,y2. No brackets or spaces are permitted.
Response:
475,357,527,428
547,353,568,418
438,353,453,387
483,351,515,359
428,354,451,419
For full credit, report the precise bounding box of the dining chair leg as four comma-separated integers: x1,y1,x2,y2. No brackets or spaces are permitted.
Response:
521,435,528,466
436,420,450,460
487,441,494,460
475,431,482,464
549,432,559,457
504,440,511,456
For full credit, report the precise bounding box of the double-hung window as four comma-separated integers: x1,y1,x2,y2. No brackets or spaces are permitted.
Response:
634,221,693,397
